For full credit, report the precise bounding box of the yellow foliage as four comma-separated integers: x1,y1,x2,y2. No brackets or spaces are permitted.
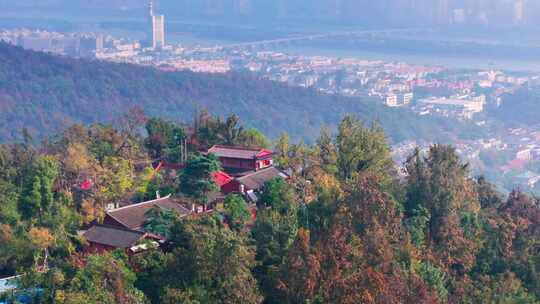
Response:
29,227,54,249
96,156,134,202
64,143,94,175
52,270,65,285
0,224,13,243
81,199,103,224
460,179,482,214
312,169,344,200
54,290,66,303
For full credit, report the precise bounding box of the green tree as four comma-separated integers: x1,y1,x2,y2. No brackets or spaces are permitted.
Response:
475,176,504,209
166,216,263,303
179,153,221,205
161,286,212,304
252,180,299,303
299,187,338,243
241,128,270,148
18,155,59,220
192,109,221,149
20,176,42,220
131,251,169,303
55,253,147,304
144,206,178,239
98,156,134,202
223,194,251,231
418,261,448,302
470,272,537,304
287,142,316,180
219,114,244,146
405,145,481,250
0,181,19,225
472,191,540,300
405,205,430,248
145,118,186,162
259,178,295,212
86,124,118,162
33,156,59,210
275,133,290,169
135,166,172,202
316,126,338,175
336,116,394,186
0,224,35,276
193,113,248,148
404,145,482,300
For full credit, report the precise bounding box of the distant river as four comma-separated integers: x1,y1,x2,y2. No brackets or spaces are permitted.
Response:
166,33,540,73
278,46,540,73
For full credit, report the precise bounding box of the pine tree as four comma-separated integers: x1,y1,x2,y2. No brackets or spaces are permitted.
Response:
179,153,221,205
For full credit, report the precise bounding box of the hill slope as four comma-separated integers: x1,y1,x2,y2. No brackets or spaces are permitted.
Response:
0,42,478,143
489,88,540,128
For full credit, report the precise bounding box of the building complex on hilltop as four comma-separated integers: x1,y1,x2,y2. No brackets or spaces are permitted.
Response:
81,145,287,255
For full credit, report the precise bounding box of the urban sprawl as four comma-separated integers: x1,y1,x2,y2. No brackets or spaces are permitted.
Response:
2,16,540,193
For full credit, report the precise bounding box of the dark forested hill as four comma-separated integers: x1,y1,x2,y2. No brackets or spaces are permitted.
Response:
490,88,540,128
0,42,478,143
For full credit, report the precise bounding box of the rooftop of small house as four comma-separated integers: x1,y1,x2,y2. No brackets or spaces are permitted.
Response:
206,145,274,160
211,170,234,187
237,166,288,190
83,224,149,249
106,195,191,230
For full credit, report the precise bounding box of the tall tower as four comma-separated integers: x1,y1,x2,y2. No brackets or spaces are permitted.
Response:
148,0,165,49
435,0,450,25
514,0,526,25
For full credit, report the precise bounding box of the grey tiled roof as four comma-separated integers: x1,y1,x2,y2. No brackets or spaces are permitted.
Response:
207,145,273,160
237,167,287,190
106,196,191,230
83,225,145,248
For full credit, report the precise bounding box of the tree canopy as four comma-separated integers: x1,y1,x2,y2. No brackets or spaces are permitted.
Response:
178,153,221,204
0,113,538,304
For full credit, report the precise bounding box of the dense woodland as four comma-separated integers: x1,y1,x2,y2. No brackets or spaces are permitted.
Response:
0,42,481,143
490,87,540,128
0,109,538,304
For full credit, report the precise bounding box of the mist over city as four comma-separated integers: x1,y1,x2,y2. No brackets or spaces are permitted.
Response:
1,2,540,303
2,0,538,27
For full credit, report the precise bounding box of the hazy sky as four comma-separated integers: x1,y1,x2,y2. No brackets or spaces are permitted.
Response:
1,0,538,29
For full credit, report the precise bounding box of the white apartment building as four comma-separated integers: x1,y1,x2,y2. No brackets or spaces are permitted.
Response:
417,95,486,119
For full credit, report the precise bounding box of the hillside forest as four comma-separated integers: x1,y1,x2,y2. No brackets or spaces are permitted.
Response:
0,109,538,304
0,42,481,144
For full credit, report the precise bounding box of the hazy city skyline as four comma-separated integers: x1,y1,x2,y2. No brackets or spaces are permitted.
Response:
2,0,539,28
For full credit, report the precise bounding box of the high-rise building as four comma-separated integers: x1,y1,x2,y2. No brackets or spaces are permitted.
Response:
234,0,251,16
432,0,451,25
151,15,165,49
148,0,165,49
96,34,104,52
514,0,526,25
452,8,466,24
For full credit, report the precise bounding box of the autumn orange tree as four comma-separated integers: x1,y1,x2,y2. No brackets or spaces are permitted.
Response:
279,174,441,304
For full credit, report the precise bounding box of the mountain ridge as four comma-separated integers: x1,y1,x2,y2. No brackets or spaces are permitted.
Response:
0,42,478,143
